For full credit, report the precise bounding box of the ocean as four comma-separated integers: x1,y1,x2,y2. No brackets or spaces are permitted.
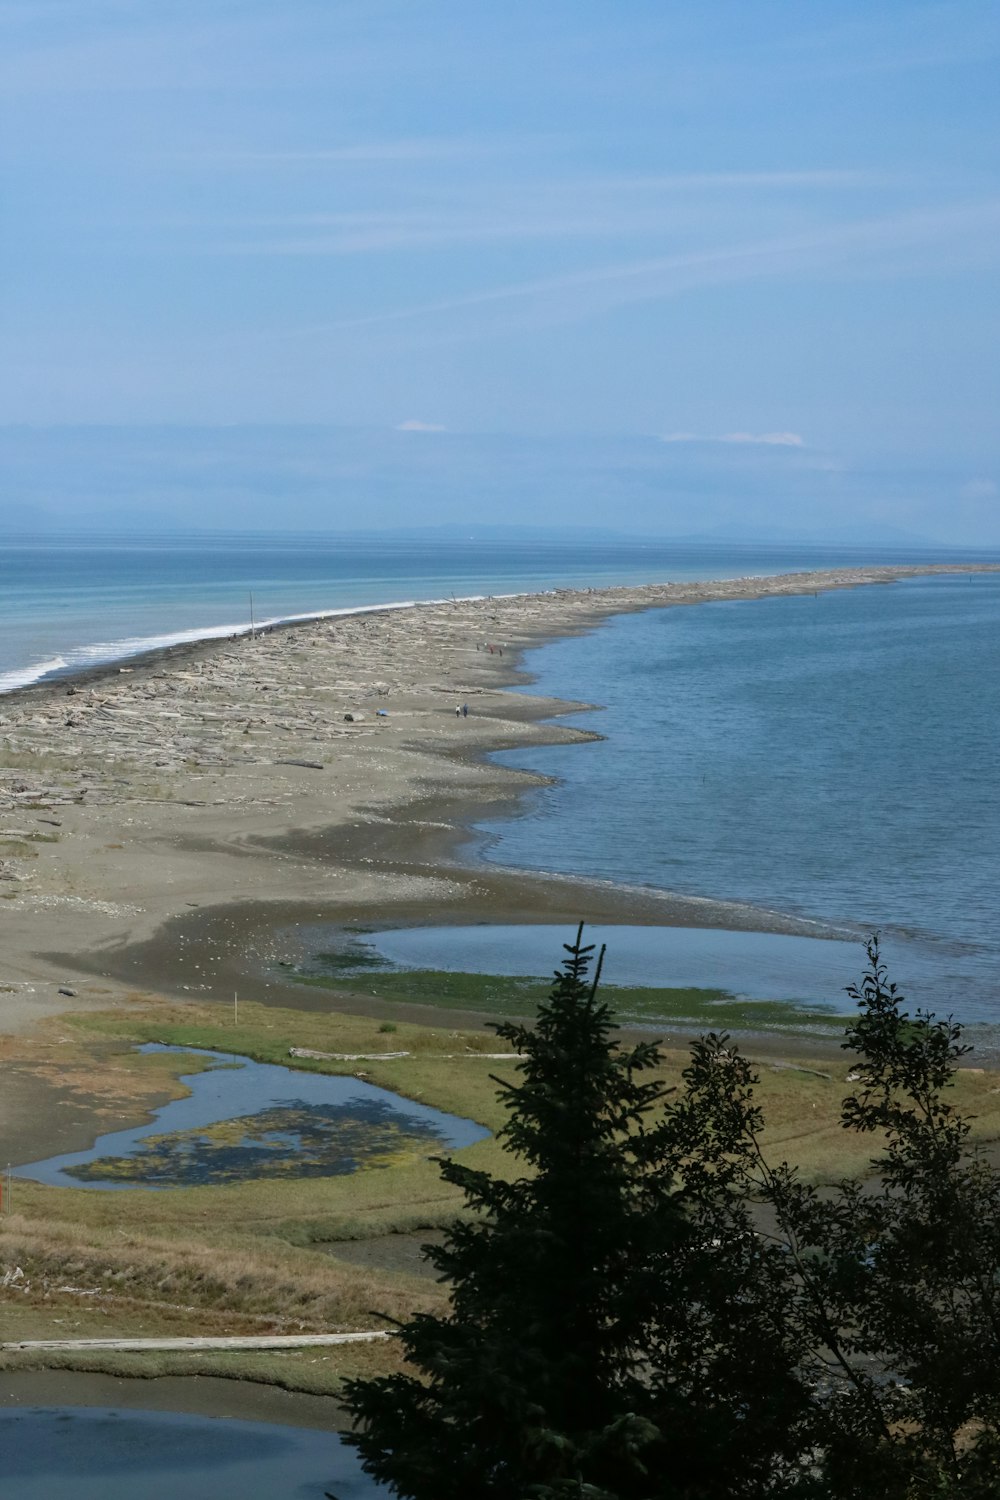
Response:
475,571,1000,1023
0,531,987,692
3,531,998,1024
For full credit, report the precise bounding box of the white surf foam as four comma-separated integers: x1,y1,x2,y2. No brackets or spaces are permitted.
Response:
0,655,70,693
0,592,525,696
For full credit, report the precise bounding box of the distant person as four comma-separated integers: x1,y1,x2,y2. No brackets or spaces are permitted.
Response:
462,703,468,717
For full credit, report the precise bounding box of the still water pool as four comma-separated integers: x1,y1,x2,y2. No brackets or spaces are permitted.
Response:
14,1045,488,1190
0,1407,382,1498
355,924,1000,1050
367,923,865,1004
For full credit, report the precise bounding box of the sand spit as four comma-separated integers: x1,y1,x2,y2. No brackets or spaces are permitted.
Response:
0,563,994,1034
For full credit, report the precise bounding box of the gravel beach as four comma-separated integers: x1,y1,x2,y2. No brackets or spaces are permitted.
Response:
0,563,995,1041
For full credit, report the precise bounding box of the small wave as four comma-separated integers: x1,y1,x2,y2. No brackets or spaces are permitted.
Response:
0,655,69,693
0,592,525,696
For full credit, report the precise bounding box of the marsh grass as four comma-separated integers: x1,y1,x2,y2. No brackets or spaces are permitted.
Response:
4,995,1000,1396
295,965,851,1034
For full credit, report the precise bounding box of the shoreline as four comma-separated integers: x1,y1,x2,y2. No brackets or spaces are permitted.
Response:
1,561,996,1044
2,560,998,1421
0,590,531,698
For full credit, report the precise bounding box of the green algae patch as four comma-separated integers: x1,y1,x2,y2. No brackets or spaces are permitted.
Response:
294,963,849,1035
64,1098,445,1189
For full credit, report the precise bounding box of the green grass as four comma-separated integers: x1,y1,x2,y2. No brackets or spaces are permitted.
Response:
295,965,850,1034
5,995,1000,1398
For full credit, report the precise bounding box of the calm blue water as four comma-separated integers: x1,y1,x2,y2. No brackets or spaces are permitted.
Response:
15,1045,488,1190
475,574,1000,1020
368,925,882,1008
0,1407,382,1498
0,531,988,692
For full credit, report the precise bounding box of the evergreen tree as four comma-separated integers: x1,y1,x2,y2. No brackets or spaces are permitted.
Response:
769,939,1000,1497
702,936,1000,1497
340,927,689,1498
339,927,813,1499
339,932,1000,1499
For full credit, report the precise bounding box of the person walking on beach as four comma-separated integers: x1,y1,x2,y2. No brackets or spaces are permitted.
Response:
461,703,468,718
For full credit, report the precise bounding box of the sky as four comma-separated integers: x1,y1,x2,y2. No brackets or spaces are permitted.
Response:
1,1,999,542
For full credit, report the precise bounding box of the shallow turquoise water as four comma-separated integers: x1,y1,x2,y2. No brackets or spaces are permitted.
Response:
2,532,986,691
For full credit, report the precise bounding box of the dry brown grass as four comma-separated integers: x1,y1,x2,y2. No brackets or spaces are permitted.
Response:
0,1210,446,1329
3,995,999,1396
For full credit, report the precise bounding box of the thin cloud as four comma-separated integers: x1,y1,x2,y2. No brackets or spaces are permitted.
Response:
662,431,804,448
722,431,805,447
175,138,509,167
197,170,883,258
961,477,997,499
282,199,1000,341
396,419,447,432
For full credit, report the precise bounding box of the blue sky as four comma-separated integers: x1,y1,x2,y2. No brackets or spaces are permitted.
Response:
2,1,999,541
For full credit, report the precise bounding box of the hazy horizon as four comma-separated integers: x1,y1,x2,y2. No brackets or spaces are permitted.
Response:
2,3,998,543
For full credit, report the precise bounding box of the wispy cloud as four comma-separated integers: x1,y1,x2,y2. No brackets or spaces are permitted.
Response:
171,137,523,167
662,431,805,448
194,170,878,257
396,419,446,433
280,199,1000,341
961,476,997,499
722,431,805,447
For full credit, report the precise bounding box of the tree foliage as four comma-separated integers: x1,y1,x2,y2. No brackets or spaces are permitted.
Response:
770,939,1000,1497
339,931,1000,1500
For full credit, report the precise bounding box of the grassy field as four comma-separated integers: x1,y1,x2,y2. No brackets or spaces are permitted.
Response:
3,986,999,1396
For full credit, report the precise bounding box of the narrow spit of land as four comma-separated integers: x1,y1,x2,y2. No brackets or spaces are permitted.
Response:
0,562,995,1040
1,563,998,1415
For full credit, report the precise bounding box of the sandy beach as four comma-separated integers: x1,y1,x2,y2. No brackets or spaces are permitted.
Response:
2,560,1000,1420
0,561,994,1042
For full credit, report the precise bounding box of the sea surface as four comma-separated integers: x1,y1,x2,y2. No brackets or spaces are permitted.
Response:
475,572,1000,1025
0,531,987,692
3,532,998,1024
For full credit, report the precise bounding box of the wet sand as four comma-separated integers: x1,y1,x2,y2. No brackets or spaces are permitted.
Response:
3,562,991,1046
2,562,997,1421
0,1367,346,1428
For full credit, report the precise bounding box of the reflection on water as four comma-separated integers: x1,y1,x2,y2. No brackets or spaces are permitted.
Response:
367,922,866,1004
14,1045,488,1190
0,1406,382,1498
473,577,1000,1017
355,923,1000,1054
66,1097,443,1187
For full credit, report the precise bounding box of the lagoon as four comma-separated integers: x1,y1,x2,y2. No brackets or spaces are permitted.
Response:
14,1045,488,1191
0,1406,382,1499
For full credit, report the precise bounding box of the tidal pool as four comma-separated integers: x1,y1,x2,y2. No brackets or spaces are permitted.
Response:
14,1045,488,1190
354,923,964,1012
0,1406,382,1499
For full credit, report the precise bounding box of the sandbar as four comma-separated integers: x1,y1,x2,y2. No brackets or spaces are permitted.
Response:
0,562,995,1043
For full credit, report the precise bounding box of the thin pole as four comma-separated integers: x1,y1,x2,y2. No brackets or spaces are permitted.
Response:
249,593,256,641
234,991,238,1026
